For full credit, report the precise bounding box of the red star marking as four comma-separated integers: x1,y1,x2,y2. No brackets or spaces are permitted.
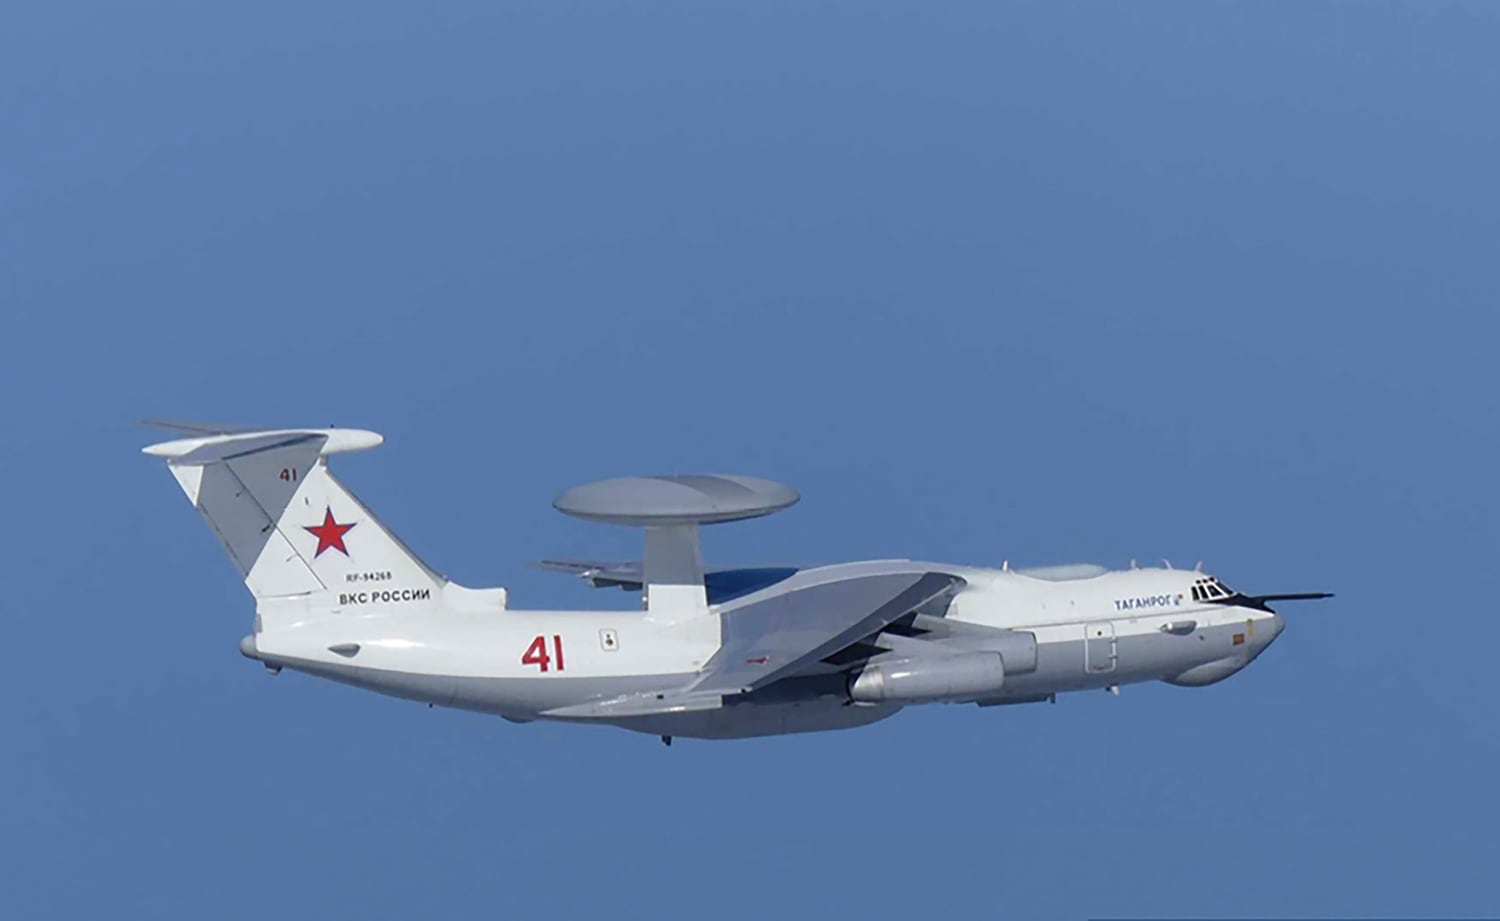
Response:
304,507,355,557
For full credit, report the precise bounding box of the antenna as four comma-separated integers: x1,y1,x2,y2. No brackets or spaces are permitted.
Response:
1163,558,1174,570
552,474,799,624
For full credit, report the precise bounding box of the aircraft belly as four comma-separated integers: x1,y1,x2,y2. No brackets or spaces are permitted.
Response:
264,653,697,718
606,701,903,740
265,655,896,738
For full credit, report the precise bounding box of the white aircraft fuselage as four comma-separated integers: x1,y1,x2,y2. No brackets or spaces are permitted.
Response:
145,425,1316,742
242,564,1284,740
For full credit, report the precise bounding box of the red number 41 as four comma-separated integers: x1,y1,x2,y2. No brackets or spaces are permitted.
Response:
521,635,565,672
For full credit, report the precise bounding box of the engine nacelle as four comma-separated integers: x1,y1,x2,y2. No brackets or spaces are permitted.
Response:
849,652,1006,704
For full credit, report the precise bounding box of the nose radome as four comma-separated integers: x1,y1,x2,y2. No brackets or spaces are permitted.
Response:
1251,614,1286,655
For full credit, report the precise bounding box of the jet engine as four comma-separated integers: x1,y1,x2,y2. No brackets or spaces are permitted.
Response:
849,652,1007,704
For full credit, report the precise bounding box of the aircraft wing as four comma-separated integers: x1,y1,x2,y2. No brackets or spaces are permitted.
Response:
689,562,964,696
534,558,803,602
532,558,643,589
538,562,964,721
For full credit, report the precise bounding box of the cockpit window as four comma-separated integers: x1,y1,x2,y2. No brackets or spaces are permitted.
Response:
1191,576,1234,602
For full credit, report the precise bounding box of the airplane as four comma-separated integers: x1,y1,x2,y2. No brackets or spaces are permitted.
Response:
143,423,1331,744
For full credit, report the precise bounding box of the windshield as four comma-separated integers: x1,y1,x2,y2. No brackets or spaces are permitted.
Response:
1190,576,1235,603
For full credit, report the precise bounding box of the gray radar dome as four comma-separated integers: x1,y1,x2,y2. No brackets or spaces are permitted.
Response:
553,474,799,526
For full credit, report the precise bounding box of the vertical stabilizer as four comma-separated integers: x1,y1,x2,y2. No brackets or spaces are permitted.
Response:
145,428,445,615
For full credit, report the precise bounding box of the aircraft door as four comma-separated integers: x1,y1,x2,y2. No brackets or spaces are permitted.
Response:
1085,621,1117,674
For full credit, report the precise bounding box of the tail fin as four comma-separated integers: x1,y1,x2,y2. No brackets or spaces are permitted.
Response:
144,427,454,615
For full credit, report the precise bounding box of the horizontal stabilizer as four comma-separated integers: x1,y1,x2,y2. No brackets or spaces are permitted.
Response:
141,419,264,437
143,427,383,462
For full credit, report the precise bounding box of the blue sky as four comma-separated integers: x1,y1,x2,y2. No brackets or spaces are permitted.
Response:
4,2,1498,918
